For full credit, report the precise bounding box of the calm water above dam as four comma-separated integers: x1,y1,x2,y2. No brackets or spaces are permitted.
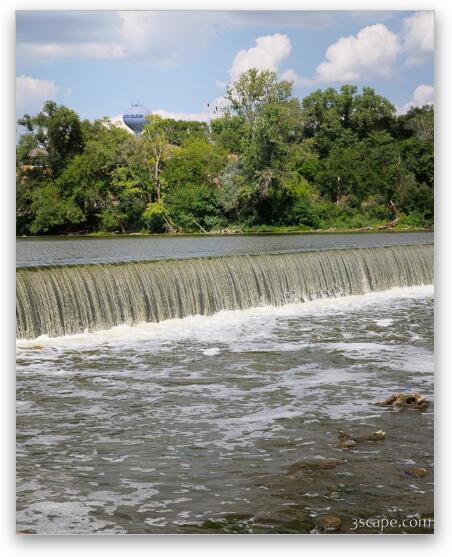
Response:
16,234,434,534
16,232,433,267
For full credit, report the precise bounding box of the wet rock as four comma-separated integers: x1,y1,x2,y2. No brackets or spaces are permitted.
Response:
339,439,357,450
329,491,342,500
367,430,386,441
337,430,351,440
28,344,44,350
377,393,429,411
286,459,347,479
404,467,428,478
315,514,341,531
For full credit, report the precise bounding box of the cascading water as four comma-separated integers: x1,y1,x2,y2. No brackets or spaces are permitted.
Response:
16,244,433,339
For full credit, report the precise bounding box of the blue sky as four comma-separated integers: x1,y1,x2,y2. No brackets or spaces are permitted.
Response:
16,10,434,122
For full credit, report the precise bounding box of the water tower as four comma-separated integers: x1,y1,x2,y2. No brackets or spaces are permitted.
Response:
122,102,151,135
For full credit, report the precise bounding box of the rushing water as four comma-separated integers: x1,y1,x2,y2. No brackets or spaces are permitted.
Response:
17,245,433,339
17,287,434,534
16,235,434,534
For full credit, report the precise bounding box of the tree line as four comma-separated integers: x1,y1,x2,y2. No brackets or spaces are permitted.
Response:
16,69,434,235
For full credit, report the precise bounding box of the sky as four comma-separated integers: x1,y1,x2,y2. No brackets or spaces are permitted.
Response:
15,10,434,123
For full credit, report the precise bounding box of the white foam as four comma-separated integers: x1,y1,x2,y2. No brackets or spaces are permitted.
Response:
376,318,394,327
16,284,433,350
203,347,221,356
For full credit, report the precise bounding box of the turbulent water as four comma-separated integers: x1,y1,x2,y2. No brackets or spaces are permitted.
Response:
16,240,434,534
16,244,433,339
17,286,434,534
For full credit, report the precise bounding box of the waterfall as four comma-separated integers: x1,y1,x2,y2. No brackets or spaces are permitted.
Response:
16,244,433,339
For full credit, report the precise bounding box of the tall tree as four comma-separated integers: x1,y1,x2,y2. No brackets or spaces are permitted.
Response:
17,100,84,177
225,69,293,142
142,115,174,202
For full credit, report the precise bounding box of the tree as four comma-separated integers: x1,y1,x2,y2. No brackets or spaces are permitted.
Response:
56,124,131,230
17,101,84,177
210,115,245,154
165,183,224,232
29,183,85,234
163,137,228,190
142,115,174,202
166,120,208,145
225,69,293,141
99,166,147,233
162,138,228,232
301,86,396,156
16,91,434,235
349,87,396,138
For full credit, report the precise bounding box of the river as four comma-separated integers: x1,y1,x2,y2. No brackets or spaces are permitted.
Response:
16,233,434,534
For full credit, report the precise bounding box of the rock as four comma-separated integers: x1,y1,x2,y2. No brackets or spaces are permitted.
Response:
315,514,341,531
337,430,351,440
340,439,357,450
329,491,341,500
367,430,386,441
286,459,347,479
404,467,428,478
377,393,429,411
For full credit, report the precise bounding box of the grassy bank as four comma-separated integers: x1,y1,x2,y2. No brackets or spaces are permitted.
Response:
18,223,433,239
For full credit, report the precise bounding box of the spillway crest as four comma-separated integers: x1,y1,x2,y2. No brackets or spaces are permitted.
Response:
16,244,434,339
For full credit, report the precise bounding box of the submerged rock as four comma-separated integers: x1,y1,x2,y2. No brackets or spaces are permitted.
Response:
336,429,386,446
286,458,347,479
377,393,429,411
339,439,357,450
315,514,341,531
367,430,386,441
28,344,44,350
404,467,428,478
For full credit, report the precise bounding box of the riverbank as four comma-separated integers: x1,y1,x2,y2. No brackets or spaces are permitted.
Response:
17,224,433,239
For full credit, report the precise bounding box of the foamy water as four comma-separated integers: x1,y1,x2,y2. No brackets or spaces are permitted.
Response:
16,285,434,533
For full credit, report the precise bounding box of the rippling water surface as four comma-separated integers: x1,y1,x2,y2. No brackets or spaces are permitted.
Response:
16,232,433,267
16,286,434,534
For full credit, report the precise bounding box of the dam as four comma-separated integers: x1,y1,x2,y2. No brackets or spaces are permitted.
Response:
16,244,433,339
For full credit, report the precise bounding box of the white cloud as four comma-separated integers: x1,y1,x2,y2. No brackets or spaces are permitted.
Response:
153,95,230,122
16,74,59,116
228,34,292,81
306,23,399,84
401,11,434,66
280,68,310,87
106,115,134,133
398,84,434,114
152,109,209,122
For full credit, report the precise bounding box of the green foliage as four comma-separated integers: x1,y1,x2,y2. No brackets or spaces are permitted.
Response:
166,120,208,145
165,183,222,232
29,184,85,234
210,115,245,153
142,202,169,233
163,137,228,190
16,76,434,235
398,211,429,228
17,101,84,178
287,198,320,229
